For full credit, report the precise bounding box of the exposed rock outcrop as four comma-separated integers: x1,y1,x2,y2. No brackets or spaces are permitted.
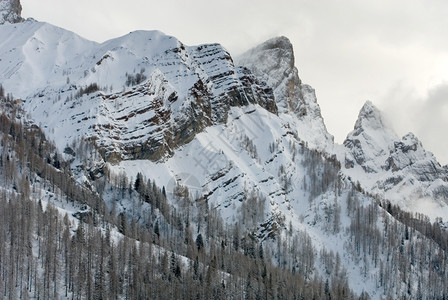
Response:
343,101,448,204
0,0,23,25
0,24,277,163
236,36,334,151
344,101,398,171
92,40,278,162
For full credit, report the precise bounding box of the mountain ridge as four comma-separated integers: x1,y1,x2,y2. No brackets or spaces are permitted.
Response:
1,12,447,220
1,4,448,298
0,21,278,162
236,36,334,152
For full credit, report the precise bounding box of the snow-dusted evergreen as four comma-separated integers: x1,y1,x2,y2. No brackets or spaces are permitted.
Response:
1,1,448,299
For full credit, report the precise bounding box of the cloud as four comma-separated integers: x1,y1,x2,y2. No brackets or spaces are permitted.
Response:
416,84,448,165
382,83,448,165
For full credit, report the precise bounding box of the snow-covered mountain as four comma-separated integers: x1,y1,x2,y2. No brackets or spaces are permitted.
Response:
0,19,278,162
0,16,340,234
2,2,448,299
341,101,448,219
236,36,334,152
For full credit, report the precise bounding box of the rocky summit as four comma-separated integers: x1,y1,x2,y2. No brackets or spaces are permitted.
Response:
342,100,448,211
0,0,22,25
236,37,334,151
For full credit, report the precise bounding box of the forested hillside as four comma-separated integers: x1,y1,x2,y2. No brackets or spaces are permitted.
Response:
2,87,448,299
0,89,360,299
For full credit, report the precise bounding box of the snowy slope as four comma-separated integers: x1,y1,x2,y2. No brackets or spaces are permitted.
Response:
0,20,97,95
110,105,303,222
0,20,277,162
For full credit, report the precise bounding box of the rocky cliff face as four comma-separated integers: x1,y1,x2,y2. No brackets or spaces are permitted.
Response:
92,38,278,162
2,16,447,214
343,101,398,171
0,23,277,162
0,0,23,25
236,37,334,151
93,61,277,162
342,101,448,210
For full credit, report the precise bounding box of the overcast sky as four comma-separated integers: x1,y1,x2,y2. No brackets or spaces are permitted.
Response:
21,0,448,165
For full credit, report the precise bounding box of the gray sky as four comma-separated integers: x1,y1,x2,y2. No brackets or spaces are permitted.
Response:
21,0,448,165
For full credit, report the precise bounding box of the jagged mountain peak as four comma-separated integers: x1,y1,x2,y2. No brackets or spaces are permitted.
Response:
257,35,293,50
0,0,23,25
342,100,448,216
344,102,442,174
344,101,398,168
398,132,421,151
344,101,398,171
235,36,295,91
353,100,391,133
246,35,295,69
386,132,445,180
236,36,334,151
